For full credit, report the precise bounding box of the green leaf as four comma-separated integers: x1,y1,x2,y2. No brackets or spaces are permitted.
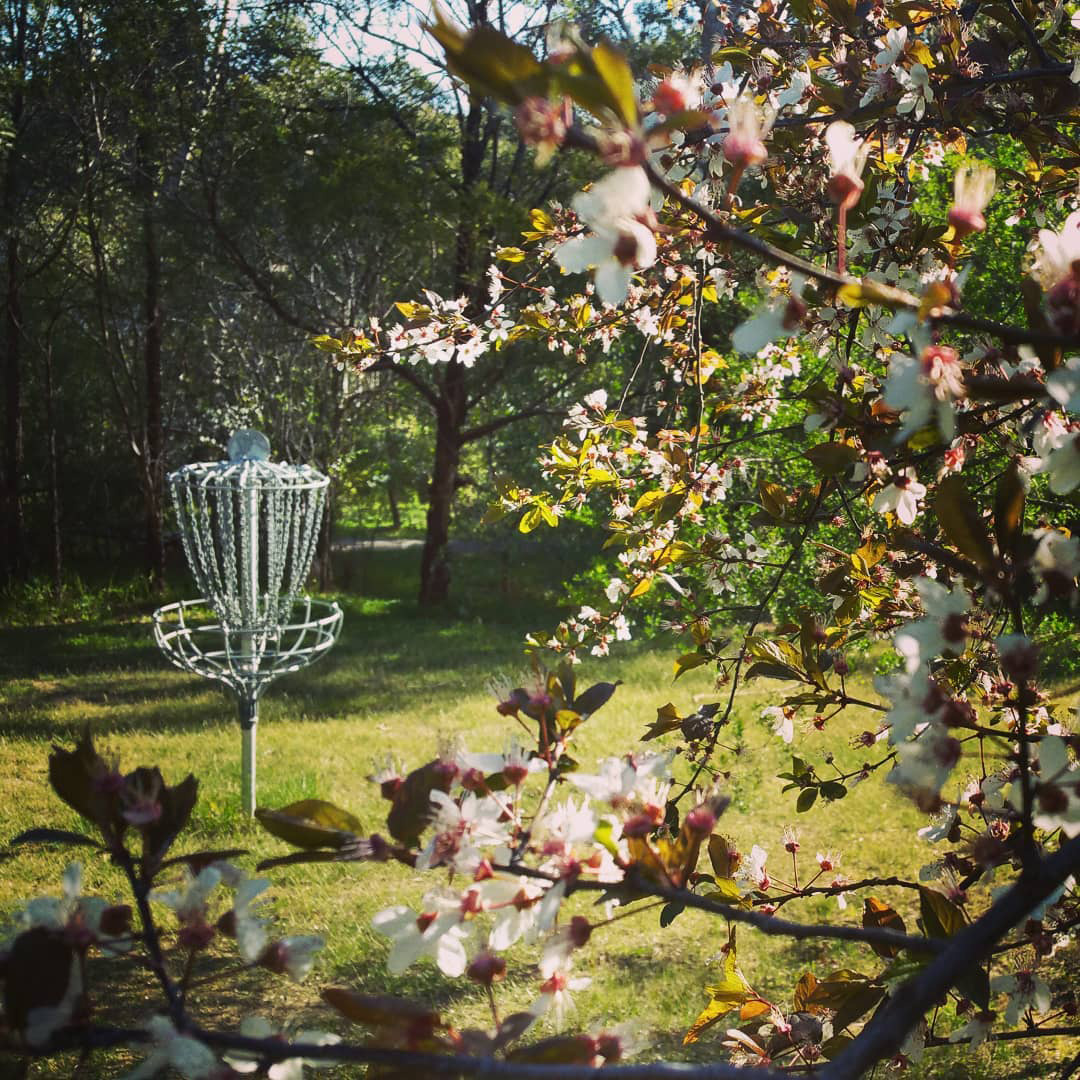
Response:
712,46,752,64
836,279,917,310
426,10,546,105
819,781,847,801
674,651,710,679
255,799,363,850
594,819,621,859
519,504,544,533
796,787,818,813
589,41,639,126
684,928,750,1043
804,443,859,476
745,661,804,682
933,474,996,569
919,887,966,939
704,877,742,903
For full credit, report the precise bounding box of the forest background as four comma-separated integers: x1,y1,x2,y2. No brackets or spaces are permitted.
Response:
0,0,707,617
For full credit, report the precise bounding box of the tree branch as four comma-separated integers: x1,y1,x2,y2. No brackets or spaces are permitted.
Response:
823,832,1080,1078
365,357,440,411
562,128,1080,351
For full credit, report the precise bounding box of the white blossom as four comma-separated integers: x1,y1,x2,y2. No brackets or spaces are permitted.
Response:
555,169,656,305
225,1016,341,1079
123,1017,218,1080
371,895,470,977
872,467,926,525
1032,210,1080,290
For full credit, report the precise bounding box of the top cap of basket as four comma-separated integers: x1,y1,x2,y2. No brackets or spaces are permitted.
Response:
227,429,271,463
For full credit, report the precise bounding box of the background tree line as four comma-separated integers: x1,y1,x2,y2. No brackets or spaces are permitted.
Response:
0,0,691,609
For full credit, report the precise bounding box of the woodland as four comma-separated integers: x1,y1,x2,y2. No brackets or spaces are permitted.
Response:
3,0,1080,1078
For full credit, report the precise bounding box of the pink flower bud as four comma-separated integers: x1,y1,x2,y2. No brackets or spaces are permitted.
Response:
684,804,717,834
569,915,592,948
467,950,506,985
622,813,654,838
502,762,529,786
514,97,568,152
178,921,215,951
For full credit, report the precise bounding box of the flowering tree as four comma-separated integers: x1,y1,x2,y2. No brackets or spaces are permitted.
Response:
5,0,1080,1076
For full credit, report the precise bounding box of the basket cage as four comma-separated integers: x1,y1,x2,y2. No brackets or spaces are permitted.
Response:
169,453,328,635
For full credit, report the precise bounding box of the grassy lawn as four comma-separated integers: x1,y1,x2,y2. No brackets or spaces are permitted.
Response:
0,545,1075,1077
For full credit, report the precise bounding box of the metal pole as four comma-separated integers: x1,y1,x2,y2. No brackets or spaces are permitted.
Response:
239,693,258,817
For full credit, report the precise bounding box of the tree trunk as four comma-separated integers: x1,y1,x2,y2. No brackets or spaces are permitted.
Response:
2,0,27,584
3,231,23,584
140,144,165,593
43,336,61,600
416,80,486,608
387,480,401,529
316,484,334,591
418,363,466,607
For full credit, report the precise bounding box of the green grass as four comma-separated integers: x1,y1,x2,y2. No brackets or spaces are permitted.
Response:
0,547,1075,1077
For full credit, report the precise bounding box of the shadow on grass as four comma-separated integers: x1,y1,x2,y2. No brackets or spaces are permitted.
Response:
0,545,594,740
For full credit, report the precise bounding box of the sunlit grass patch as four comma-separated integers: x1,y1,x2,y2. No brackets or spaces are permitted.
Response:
0,549,1075,1076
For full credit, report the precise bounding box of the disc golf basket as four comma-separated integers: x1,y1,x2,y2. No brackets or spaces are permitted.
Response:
153,430,343,816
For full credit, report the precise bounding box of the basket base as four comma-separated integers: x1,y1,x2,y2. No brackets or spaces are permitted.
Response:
152,596,343,816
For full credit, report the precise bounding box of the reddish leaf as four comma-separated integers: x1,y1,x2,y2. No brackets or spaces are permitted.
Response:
994,461,1025,560
48,729,119,835
387,762,452,845
506,1035,598,1064
142,770,198,865
573,680,619,717
862,897,907,958
322,989,441,1035
793,971,818,1012
933,475,995,569
160,848,248,874
739,999,771,1021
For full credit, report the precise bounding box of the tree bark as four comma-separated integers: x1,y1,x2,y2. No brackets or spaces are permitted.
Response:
143,196,165,592
418,370,465,607
43,334,61,600
316,483,334,591
386,480,401,529
3,231,24,584
2,0,27,584
416,75,486,608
